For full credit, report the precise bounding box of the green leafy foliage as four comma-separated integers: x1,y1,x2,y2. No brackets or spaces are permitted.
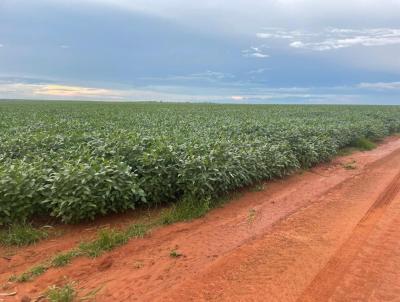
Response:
1,102,400,225
42,158,145,223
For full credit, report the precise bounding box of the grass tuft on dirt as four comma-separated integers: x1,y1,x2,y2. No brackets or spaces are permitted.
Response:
0,224,49,247
79,224,150,258
79,229,129,258
51,250,82,267
337,137,377,156
12,223,151,282
160,198,211,225
125,223,149,239
170,248,183,258
10,265,48,282
46,282,76,302
352,137,377,151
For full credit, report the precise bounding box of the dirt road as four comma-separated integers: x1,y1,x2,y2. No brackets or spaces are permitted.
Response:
3,137,400,301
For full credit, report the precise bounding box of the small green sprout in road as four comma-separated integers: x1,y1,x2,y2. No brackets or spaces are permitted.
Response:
170,246,183,258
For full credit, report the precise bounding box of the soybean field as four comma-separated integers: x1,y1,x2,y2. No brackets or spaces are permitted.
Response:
1,101,400,225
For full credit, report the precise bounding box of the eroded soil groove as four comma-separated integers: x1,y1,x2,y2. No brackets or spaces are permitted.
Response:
299,169,400,301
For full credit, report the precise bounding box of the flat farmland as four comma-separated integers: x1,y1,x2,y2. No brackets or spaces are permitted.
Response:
2,102,400,301
1,102,399,224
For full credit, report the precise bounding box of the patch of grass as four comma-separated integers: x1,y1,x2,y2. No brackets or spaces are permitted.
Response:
11,265,48,282
12,223,151,282
338,137,377,156
0,224,49,247
79,229,128,258
125,223,148,239
46,282,76,302
352,137,377,151
51,250,81,267
160,198,211,225
79,224,150,258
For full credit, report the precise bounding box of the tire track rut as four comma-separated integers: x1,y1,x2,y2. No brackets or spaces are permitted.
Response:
299,170,400,301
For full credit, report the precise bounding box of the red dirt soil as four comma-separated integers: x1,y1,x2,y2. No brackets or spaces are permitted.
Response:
3,137,400,301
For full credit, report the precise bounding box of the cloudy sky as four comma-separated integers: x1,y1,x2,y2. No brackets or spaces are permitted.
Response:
1,0,400,103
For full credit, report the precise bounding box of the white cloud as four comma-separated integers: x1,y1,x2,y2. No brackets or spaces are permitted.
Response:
247,68,269,74
256,33,293,39
77,1,400,30
258,28,400,51
242,47,270,58
249,53,269,58
289,41,306,49
189,71,234,80
358,81,400,90
35,84,121,97
0,44,3,48
231,95,244,101
256,29,311,40
139,71,235,83
0,83,124,99
0,81,361,103
60,45,70,49
0,82,229,102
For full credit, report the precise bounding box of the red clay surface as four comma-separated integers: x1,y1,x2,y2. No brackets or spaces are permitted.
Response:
3,137,400,301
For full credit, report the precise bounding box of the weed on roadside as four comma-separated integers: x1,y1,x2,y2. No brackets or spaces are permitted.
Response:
160,198,211,225
51,250,82,267
79,229,128,258
352,137,376,151
0,224,49,247
12,223,151,282
11,265,48,282
46,282,76,302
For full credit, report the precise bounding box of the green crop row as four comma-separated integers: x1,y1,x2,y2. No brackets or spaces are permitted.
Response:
1,102,399,225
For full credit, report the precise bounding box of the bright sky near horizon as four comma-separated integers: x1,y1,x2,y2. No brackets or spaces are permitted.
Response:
1,0,400,103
